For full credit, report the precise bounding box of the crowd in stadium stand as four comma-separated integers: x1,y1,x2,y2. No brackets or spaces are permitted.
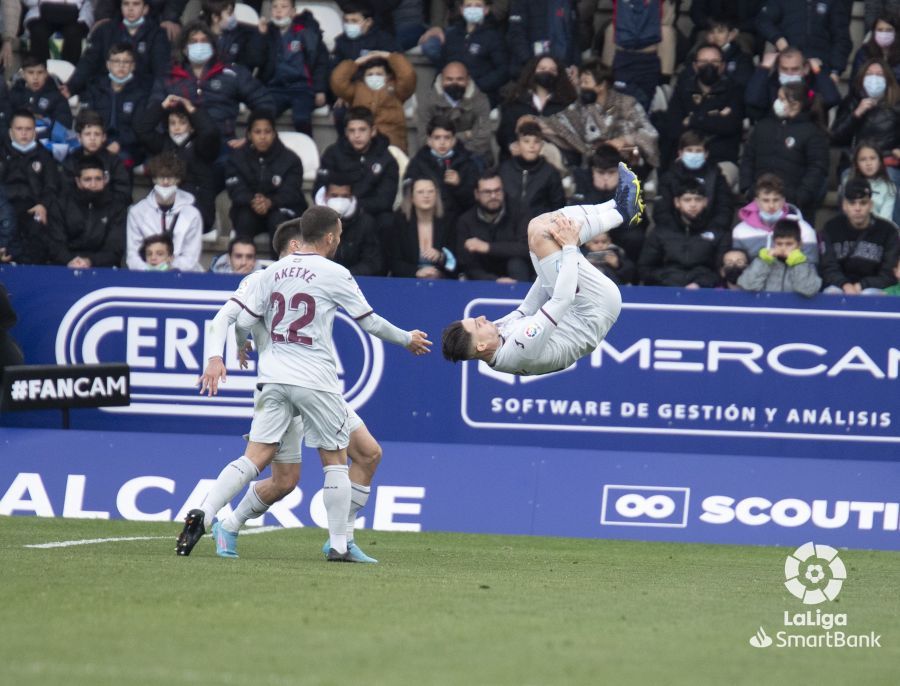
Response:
0,0,898,296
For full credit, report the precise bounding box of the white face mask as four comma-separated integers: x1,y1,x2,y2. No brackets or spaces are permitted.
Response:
272,15,291,28
326,196,352,216
875,30,896,48
778,72,804,86
154,184,178,202
773,98,788,118
343,22,362,39
170,131,191,146
462,6,485,24
864,74,887,98
222,14,237,30
364,74,386,91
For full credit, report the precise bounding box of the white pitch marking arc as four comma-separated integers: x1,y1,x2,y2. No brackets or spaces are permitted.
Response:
23,525,284,549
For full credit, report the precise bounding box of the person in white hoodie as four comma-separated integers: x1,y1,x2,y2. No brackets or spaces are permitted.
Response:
126,151,203,271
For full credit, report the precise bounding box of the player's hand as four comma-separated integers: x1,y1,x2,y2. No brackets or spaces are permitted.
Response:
198,356,227,395
238,341,253,369
548,214,579,247
406,330,432,356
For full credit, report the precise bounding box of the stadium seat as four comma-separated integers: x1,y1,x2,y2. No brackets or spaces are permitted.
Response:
278,131,319,183
296,1,343,51
46,59,78,109
233,3,259,26
387,144,409,209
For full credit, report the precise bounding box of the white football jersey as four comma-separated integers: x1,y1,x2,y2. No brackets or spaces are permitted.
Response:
234,251,373,394
232,271,269,350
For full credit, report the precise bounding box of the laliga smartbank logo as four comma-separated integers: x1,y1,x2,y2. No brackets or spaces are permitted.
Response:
54,287,384,417
748,542,882,650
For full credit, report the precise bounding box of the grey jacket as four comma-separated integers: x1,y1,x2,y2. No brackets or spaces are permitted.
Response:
738,255,822,297
417,78,493,160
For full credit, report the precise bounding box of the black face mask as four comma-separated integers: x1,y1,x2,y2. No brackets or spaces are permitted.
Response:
723,265,745,284
444,83,465,101
580,89,598,105
534,72,557,89
80,189,105,204
697,64,720,86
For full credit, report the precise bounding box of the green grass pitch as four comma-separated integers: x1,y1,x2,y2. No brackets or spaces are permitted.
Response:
2,516,898,686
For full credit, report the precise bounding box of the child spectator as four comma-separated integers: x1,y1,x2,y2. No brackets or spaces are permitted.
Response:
259,0,328,134
23,0,93,63
133,95,221,230
718,247,750,290
583,232,635,286
456,169,530,282
496,55,576,160
389,176,457,278
0,110,60,264
139,233,175,270
739,81,829,221
417,61,493,163
331,50,416,152
9,55,72,132
203,0,266,73
840,142,899,225
314,106,399,225
405,115,479,226
66,0,171,95
883,255,900,295
821,177,900,295
63,110,132,208
331,2,399,64
126,151,202,271
80,43,149,167
732,172,819,264
209,236,259,274
569,145,645,265
45,156,127,268
638,179,731,288
92,0,185,42
851,13,900,81
685,14,754,90
420,0,508,107
737,218,822,296
224,111,306,254
498,121,564,221
315,177,383,275
151,20,274,142
507,0,578,80
656,131,734,234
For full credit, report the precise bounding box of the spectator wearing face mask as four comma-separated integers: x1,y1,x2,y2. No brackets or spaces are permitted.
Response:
331,50,417,152
744,47,841,122
732,172,819,265
314,177,383,275
831,59,900,186
655,131,734,235
331,3,399,66
718,248,750,290
662,43,744,168
203,0,267,73
497,55,576,161
851,13,900,81
133,94,221,230
737,218,822,296
681,13,756,90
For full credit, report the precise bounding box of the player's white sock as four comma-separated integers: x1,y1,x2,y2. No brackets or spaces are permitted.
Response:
200,456,259,529
557,200,622,244
346,482,371,541
221,481,269,534
323,465,350,554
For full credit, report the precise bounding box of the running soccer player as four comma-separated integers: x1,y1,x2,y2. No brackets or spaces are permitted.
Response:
440,163,641,375
177,206,431,561
184,220,381,563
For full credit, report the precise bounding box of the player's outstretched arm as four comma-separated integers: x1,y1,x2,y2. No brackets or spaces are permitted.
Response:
198,300,243,396
540,217,580,324
357,312,432,355
405,329,433,356
494,278,549,326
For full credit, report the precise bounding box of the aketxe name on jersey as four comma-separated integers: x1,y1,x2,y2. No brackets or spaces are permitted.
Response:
274,265,317,283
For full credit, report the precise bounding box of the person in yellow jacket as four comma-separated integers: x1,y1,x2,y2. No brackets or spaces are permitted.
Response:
330,50,416,152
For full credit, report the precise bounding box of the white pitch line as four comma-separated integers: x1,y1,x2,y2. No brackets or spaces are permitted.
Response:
23,525,284,549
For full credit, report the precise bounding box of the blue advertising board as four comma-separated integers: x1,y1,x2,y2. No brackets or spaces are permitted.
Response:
2,265,898,460
1,427,897,551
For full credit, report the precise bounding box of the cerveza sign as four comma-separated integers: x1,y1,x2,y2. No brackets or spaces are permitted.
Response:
1,363,130,411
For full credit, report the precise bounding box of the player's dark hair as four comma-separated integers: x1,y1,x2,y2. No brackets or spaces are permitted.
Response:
441,321,473,362
516,121,543,140
300,206,340,244
678,130,707,151
772,218,801,243
76,155,106,176
139,233,174,261
345,106,374,129
427,115,456,136
75,109,105,134
589,145,622,171
147,151,187,180
228,236,256,255
272,218,303,256
754,172,785,198
107,42,136,61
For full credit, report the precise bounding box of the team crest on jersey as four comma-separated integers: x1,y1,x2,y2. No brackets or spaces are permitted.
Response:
523,323,542,339
371,162,382,174
272,175,282,187
785,136,796,149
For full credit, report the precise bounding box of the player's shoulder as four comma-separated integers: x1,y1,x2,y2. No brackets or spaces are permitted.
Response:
233,270,264,298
